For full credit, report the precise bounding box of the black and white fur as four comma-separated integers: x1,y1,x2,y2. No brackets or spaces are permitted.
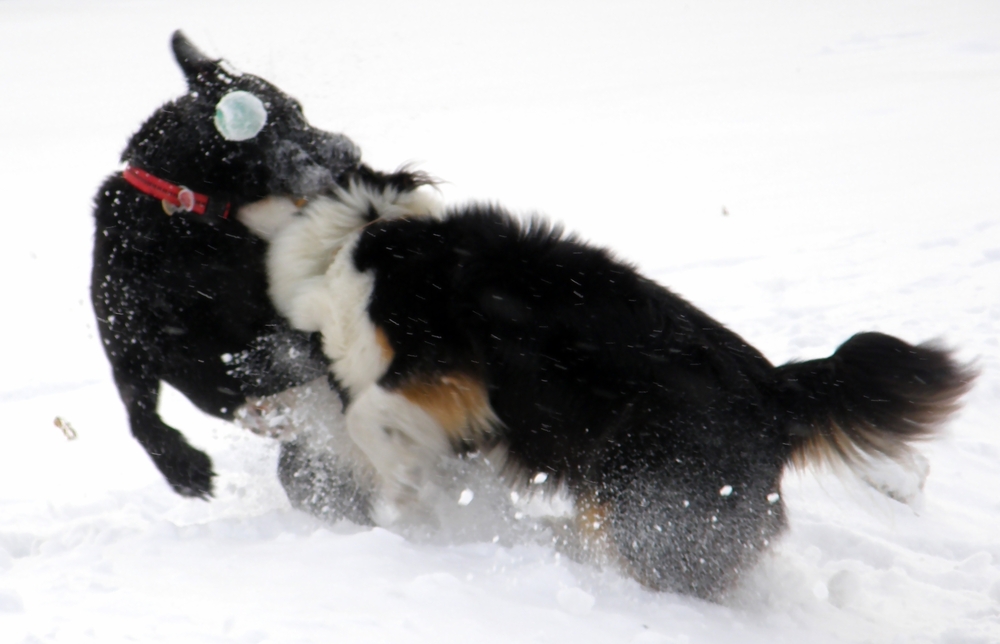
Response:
91,32,369,516
267,167,974,599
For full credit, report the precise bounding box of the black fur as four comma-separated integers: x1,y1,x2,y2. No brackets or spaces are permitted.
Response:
341,171,973,599
91,32,359,499
278,440,373,525
775,332,968,467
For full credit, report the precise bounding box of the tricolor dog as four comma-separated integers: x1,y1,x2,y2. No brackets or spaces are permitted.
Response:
264,166,974,599
91,32,369,520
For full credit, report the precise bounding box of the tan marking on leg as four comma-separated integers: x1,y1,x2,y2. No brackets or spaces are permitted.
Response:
373,326,395,364
573,491,623,568
574,491,675,592
396,373,497,447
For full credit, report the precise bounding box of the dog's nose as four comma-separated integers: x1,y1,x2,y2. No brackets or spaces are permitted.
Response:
315,131,361,172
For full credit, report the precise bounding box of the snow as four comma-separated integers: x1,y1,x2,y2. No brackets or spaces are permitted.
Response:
214,90,269,142
1,0,999,641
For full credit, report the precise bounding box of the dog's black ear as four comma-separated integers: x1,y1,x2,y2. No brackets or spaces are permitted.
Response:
171,30,218,83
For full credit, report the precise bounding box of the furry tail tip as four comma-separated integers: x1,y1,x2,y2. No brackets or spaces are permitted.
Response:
775,332,976,472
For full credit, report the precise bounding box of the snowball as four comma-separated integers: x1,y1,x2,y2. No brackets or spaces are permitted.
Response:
214,91,268,141
533,472,548,484
458,489,474,506
719,485,733,497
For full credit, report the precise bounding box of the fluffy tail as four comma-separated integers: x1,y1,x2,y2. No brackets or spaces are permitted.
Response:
774,332,976,471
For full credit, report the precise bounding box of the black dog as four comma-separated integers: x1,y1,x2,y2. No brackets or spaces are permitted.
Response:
264,167,974,599
91,31,368,513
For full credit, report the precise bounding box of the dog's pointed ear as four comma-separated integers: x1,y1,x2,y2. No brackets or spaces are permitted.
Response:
171,30,218,84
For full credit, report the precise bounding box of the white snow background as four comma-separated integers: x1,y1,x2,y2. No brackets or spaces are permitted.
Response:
1,1,999,642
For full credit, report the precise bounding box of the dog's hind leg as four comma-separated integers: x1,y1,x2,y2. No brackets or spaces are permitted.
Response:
600,467,785,600
587,401,788,600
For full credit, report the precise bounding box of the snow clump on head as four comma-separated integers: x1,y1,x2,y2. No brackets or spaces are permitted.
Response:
214,90,268,141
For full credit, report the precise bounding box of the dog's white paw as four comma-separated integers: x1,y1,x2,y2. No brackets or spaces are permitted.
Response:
858,452,931,510
344,385,452,514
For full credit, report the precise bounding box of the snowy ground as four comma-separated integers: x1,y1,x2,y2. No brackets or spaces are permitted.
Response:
2,1,999,642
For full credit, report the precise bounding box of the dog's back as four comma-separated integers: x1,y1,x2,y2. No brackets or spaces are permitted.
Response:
354,205,783,474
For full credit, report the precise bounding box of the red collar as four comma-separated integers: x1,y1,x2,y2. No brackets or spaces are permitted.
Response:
122,164,230,219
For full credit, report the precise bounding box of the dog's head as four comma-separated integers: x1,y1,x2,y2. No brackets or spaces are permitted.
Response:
122,31,360,210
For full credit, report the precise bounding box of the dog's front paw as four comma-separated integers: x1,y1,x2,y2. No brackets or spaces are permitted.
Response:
151,439,216,499
235,395,298,441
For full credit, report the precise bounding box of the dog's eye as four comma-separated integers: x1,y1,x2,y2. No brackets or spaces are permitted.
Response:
214,91,268,141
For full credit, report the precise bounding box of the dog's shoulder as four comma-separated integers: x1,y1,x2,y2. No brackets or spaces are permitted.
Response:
92,174,144,228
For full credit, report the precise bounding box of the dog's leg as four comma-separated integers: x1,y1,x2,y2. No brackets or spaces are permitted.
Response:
110,359,215,499
598,458,786,600
344,385,451,509
243,377,376,525
279,438,375,526
235,388,301,441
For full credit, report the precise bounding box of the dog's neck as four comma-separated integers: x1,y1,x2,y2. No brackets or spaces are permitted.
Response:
122,164,232,219
237,196,302,241
265,174,443,334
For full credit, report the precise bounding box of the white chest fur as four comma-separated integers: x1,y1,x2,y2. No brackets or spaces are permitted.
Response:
264,179,457,514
